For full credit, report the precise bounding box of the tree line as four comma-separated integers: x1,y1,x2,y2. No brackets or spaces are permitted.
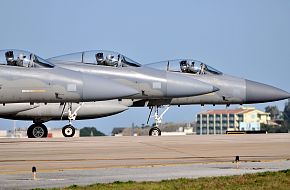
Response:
262,100,290,133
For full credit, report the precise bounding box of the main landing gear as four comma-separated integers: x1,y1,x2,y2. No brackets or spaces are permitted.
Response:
27,103,83,138
27,123,48,138
147,106,170,136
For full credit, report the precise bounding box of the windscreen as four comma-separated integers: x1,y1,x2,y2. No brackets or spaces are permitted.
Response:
0,50,54,68
49,50,141,68
146,59,222,75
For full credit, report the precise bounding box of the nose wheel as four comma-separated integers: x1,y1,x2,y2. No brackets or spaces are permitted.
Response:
62,124,75,137
149,127,161,136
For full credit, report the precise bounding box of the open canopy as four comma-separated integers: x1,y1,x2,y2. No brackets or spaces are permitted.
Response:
0,50,54,68
49,50,141,68
146,59,222,75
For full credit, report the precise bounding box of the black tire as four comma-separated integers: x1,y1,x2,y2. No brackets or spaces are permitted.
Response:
62,125,75,137
149,127,161,136
27,123,48,138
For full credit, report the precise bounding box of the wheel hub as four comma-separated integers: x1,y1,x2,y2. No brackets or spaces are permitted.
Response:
32,126,44,138
65,128,73,135
151,129,159,136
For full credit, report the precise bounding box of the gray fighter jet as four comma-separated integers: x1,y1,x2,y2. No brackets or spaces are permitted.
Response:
143,59,290,105
0,50,139,137
133,59,289,135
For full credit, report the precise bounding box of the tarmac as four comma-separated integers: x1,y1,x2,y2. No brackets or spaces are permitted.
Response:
0,133,290,189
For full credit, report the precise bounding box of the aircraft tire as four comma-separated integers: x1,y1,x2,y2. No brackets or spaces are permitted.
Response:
27,123,48,138
149,127,161,136
62,125,75,137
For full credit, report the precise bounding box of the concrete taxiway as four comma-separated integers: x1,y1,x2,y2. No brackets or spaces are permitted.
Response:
0,134,290,189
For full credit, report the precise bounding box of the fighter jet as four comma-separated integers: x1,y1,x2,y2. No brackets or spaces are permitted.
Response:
143,59,290,105
131,59,289,135
0,49,140,137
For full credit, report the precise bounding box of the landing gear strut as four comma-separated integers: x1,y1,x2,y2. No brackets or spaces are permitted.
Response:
147,106,170,136
60,102,83,137
27,123,48,138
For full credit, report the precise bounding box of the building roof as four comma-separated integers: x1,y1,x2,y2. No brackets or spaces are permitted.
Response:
198,107,269,115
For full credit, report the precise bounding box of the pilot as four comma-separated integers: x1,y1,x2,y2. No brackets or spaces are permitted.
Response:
15,53,26,67
188,61,197,74
105,54,117,66
96,53,105,65
180,60,188,72
200,63,206,74
117,54,122,67
5,51,16,66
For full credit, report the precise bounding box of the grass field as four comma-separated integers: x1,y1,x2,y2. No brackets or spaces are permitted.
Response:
39,169,290,190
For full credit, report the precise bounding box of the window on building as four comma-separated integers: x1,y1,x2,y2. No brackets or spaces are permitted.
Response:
209,114,214,121
202,128,207,135
237,114,243,120
197,115,200,121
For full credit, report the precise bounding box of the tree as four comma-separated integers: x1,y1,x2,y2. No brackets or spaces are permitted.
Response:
265,106,280,120
80,127,106,137
283,99,290,128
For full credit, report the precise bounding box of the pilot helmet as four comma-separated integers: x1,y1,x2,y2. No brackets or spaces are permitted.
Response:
19,53,26,60
106,54,114,60
180,60,188,71
96,53,104,61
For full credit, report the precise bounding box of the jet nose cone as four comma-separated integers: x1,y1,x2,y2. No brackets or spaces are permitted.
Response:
83,75,139,101
245,79,290,103
166,72,219,97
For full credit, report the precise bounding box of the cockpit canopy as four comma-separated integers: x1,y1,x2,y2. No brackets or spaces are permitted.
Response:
146,59,222,75
48,50,141,68
0,50,54,68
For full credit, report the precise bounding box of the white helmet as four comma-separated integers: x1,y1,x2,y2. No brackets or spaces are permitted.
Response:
19,53,26,60
106,54,114,60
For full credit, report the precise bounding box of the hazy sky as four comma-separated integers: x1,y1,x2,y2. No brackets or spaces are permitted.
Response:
0,0,289,135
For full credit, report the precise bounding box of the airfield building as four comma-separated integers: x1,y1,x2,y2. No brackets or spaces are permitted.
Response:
196,107,270,135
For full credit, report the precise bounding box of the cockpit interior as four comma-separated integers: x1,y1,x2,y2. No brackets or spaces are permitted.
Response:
49,50,141,68
146,59,222,75
0,50,54,68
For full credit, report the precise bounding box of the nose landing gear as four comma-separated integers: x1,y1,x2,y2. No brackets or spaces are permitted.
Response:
147,106,170,136
60,102,83,137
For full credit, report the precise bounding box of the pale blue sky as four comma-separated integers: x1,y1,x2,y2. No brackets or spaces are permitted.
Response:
0,0,289,135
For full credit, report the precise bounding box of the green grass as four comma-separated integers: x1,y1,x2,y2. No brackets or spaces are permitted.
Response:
37,169,290,190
